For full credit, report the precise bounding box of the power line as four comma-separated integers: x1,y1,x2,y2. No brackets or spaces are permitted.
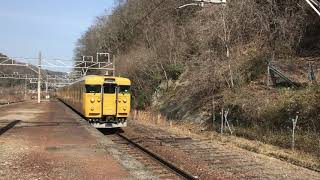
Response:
111,0,170,53
305,0,320,16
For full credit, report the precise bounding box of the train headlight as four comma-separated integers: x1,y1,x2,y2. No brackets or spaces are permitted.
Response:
97,99,101,102
123,99,127,103
90,98,95,103
123,107,127,111
90,107,94,111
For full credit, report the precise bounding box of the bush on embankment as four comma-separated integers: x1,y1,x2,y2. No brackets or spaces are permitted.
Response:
223,85,320,156
74,0,320,157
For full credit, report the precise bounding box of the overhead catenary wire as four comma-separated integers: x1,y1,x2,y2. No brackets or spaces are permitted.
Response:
310,0,320,8
305,0,320,16
111,0,170,53
110,0,226,54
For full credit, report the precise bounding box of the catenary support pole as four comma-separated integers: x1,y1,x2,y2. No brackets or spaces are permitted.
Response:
24,79,27,100
37,52,41,103
113,55,116,76
45,75,48,95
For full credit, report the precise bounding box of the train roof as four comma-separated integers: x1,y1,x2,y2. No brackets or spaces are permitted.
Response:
83,75,131,85
58,75,131,88
83,75,105,84
104,76,131,85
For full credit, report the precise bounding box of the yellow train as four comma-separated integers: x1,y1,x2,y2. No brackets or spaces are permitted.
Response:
56,75,131,128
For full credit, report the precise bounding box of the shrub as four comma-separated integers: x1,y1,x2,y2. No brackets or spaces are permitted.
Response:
166,64,184,80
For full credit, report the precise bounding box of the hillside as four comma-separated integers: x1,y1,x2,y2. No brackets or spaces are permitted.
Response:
75,0,320,159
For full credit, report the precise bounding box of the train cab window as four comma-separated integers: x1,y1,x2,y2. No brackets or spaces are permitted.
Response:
104,83,116,94
85,85,101,93
119,85,130,94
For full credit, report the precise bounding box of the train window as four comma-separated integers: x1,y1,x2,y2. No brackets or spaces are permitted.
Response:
119,85,130,94
104,83,116,94
85,85,101,93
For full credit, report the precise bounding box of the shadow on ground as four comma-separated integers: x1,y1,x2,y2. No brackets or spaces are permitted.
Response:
0,120,21,135
98,128,124,135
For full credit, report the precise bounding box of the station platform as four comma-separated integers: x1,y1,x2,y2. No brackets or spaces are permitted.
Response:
0,101,131,179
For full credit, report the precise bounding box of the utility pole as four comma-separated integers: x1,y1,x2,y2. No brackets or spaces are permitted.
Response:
24,79,27,100
177,1,232,87
46,75,48,93
221,3,234,88
37,52,41,103
267,62,271,86
221,108,224,134
291,115,299,150
45,75,48,98
113,55,116,76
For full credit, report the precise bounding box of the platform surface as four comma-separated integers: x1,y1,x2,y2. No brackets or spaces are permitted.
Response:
0,101,130,180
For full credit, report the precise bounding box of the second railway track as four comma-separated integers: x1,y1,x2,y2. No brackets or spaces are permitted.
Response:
107,132,197,180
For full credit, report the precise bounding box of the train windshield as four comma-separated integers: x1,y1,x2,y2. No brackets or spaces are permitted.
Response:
104,83,116,94
85,85,101,93
119,85,130,94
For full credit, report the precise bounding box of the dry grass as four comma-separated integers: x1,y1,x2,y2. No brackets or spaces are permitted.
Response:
221,85,320,156
0,95,25,103
0,87,28,103
130,110,320,172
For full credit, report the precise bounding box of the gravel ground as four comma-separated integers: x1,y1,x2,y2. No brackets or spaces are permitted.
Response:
0,101,131,180
2,100,319,180
125,121,320,180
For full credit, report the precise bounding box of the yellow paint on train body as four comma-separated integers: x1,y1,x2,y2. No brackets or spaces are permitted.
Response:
56,75,131,128
115,77,131,117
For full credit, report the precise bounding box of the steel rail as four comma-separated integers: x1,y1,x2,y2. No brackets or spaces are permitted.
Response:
116,133,198,180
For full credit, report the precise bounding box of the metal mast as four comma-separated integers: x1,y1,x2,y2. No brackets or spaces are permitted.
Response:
37,52,42,103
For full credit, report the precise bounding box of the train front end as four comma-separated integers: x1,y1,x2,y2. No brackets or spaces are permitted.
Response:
115,77,131,124
83,77,103,122
96,77,131,128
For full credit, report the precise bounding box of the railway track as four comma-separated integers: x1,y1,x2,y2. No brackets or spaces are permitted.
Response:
61,100,320,179
120,122,320,180
107,132,198,180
